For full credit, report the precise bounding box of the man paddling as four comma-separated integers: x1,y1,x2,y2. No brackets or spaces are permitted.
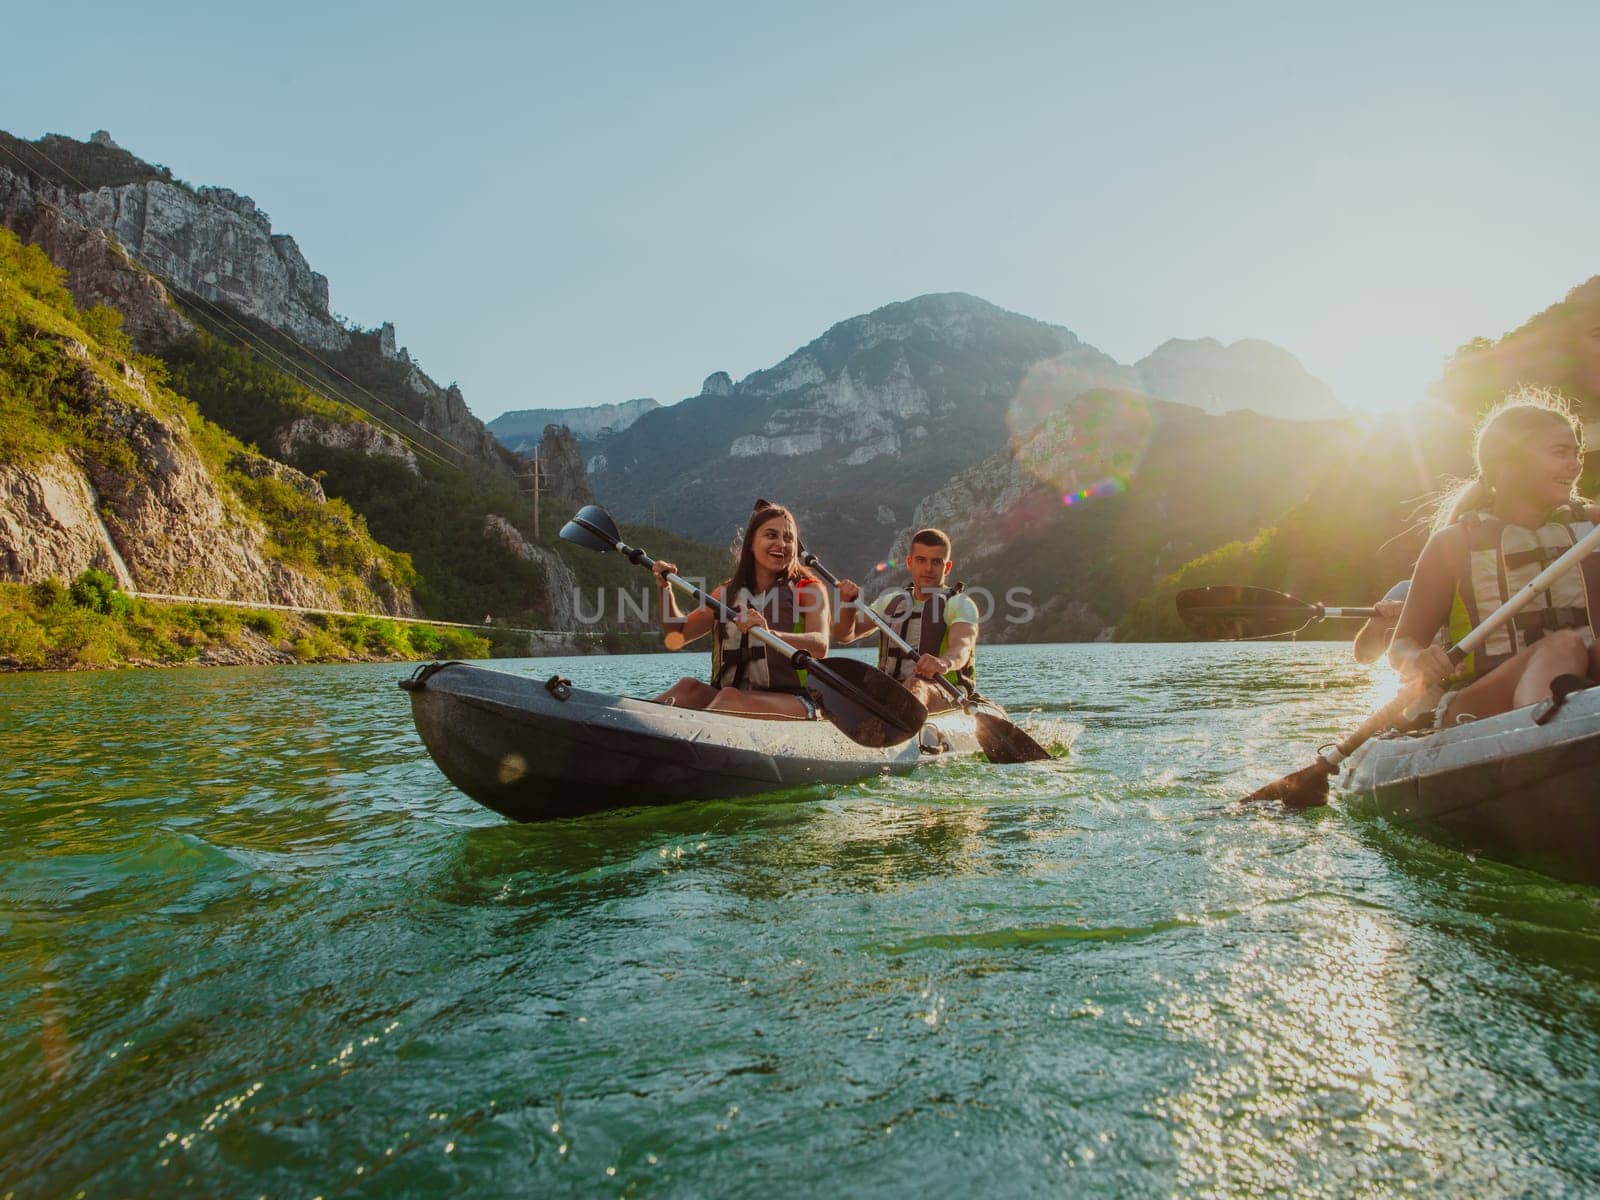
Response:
830,528,980,712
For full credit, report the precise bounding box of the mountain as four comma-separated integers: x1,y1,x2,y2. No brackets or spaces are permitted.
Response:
876,390,1357,641
0,128,727,637
1131,337,1341,420
0,129,505,471
488,397,660,451
1116,273,1600,641
0,227,415,616
588,292,1341,570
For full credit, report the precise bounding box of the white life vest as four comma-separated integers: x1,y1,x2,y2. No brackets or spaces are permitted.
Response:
1448,504,1600,681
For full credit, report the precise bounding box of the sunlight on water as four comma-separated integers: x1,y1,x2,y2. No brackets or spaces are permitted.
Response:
1,644,1596,1197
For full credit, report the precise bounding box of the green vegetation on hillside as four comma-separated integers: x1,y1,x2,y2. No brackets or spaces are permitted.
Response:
948,396,1356,643
0,571,489,671
1119,401,1600,643
0,229,414,609
162,328,726,626
0,130,185,192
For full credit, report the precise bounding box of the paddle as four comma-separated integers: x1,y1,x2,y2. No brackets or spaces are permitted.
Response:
1247,521,1600,808
558,505,928,748
1177,585,1375,640
795,546,1053,764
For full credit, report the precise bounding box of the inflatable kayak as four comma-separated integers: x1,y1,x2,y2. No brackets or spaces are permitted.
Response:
1341,684,1600,886
402,661,1022,822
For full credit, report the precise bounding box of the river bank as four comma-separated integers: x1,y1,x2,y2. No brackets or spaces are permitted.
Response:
0,575,685,673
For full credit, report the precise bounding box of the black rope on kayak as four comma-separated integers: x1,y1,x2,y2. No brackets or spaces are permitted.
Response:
399,661,458,691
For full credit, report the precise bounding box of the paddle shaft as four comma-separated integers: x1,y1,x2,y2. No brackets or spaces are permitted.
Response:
608,539,821,670
798,549,966,705
1182,601,1376,621
1321,519,1600,768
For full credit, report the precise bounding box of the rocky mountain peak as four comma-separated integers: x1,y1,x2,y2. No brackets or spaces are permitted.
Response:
701,371,734,397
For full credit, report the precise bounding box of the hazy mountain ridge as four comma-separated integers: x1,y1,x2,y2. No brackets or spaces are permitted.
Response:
489,396,660,450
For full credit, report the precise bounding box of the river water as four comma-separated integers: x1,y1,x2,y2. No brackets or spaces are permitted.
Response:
2,643,1597,1198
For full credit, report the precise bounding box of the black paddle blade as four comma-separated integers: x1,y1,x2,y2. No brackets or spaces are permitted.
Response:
1176,586,1317,640
559,504,622,553
972,711,1053,764
1243,758,1334,808
803,657,928,748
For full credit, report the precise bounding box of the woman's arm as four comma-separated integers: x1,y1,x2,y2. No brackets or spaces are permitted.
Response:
1388,527,1463,684
654,561,719,645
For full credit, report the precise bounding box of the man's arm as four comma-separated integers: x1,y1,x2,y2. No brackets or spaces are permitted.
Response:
913,619,976,679
829,579,879,645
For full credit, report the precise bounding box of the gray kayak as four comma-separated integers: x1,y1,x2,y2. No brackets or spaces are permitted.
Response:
1341,684,1600,886
401,661,1011,822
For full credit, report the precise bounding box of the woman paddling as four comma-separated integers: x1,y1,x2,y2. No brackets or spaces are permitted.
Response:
649,501,830,719
1392,389,1600,724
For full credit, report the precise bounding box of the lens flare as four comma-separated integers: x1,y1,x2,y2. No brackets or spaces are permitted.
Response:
1004,360,1154,510
1061,476,1128,506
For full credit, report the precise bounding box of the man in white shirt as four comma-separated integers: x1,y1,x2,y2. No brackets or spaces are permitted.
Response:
830,527,980,711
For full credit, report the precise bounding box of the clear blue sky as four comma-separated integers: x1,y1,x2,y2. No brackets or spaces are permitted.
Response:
5,1,1597,420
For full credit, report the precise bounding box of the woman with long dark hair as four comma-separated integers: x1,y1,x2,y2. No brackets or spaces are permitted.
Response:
1391,388,1600,724
650,501,830,719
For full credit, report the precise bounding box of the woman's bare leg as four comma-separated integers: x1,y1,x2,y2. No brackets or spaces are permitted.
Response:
1444,630,1589,722
652,678,721,708
705,688,813,720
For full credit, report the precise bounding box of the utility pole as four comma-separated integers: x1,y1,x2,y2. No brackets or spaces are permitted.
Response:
517,448,548,539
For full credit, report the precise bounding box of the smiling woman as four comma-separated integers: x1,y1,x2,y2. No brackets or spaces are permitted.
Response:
1388,388,1600,725
649,501,830,720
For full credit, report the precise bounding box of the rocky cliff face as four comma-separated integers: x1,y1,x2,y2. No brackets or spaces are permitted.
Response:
271,414,420,476
481,514,580,629
0,129,508,473
592,293,1094,564
0,337,413,615
530,425,592,507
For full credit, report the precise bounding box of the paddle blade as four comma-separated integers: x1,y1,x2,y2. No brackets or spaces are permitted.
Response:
559,505,622,553
1176,586,1317,640
804,657,928,748
972,711,1053,764
1243,758,1334,808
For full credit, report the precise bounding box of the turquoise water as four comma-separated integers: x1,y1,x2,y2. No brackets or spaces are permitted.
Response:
2,643,1597,1198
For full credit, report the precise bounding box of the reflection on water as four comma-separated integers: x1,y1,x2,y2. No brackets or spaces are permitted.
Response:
1,644,1597,1197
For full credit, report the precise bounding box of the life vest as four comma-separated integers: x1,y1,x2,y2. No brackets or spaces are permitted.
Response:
1447,504,1600,682
878,583,977,694
711,581,814,693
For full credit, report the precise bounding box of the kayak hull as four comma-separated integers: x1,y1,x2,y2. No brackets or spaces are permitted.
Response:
1341,686,1600,886
402,661,1001,821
